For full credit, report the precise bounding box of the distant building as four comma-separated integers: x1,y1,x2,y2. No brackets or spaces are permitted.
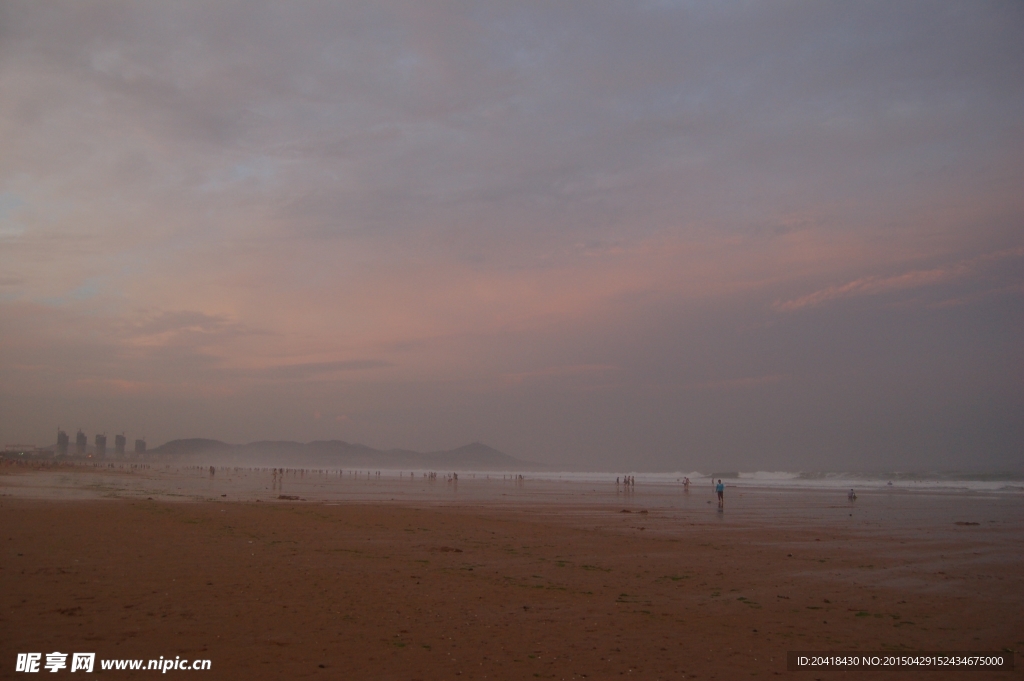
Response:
134,439,146,455
114,433,126,458
57,429,70,457
95,433,107,458
75,430,87,457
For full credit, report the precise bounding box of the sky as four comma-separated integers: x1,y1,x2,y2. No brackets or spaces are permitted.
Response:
1,1,1022,472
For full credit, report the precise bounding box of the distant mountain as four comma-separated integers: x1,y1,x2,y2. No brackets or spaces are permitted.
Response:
148,438,541,470
421,443,525,468
150,438,234,457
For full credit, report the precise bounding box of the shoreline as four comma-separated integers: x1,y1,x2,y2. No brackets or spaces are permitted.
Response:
3,461,1022,502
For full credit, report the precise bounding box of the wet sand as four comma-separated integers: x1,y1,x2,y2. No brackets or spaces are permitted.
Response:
2,466,1022,679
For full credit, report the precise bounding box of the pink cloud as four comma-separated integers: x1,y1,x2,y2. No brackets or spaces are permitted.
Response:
71,378,149,395
772,247,1024,312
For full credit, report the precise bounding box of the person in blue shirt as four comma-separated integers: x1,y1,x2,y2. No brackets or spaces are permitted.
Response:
716,479,724,509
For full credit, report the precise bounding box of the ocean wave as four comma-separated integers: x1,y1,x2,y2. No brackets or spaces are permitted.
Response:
738,471,801,481
451,469,1024,493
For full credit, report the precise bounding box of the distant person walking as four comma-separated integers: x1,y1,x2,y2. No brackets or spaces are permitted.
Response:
716,479,724,509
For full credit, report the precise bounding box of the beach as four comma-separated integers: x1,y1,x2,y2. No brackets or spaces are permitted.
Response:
2,465,1021,679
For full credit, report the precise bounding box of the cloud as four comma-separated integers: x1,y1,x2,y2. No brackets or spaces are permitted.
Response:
256,360,394,382
129,310,237,336
500,364,621,385
772,248,1024,312
117,311,261,357
72,378,148,396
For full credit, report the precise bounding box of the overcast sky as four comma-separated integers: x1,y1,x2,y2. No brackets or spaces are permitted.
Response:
1,1,1021,471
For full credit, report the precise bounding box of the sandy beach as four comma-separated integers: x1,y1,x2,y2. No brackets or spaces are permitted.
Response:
2,465,1021,680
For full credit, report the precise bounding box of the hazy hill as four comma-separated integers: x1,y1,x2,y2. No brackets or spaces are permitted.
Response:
150,438,234,457
148,439,540,470
420,443,525,468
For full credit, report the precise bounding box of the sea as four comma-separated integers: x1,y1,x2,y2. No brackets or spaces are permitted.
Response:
525,470,1024,494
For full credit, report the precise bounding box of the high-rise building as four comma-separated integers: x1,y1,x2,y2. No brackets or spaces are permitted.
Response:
95,434,107,458
114,433,126,458
134,439,146,455
57,429,69,457
75,430,87,457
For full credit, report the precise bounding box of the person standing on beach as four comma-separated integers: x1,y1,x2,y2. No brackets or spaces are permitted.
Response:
716,479,724,509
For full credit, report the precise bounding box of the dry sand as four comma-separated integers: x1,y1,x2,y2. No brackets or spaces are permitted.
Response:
2,466,1022,680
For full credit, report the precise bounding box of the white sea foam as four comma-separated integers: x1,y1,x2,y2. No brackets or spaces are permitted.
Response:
445,469,1024,494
